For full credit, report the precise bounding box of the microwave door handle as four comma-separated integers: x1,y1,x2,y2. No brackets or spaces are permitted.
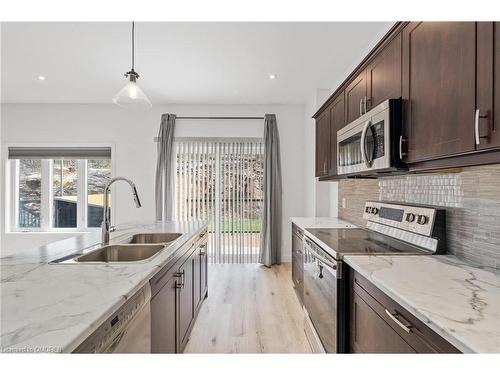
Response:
360,120,371,168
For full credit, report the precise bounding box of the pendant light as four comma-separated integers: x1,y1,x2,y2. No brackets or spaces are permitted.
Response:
113,22,152,110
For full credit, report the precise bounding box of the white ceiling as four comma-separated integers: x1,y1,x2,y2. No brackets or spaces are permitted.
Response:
1,22,393,105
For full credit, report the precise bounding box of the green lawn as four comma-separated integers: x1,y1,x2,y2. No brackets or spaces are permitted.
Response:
207,219,262,233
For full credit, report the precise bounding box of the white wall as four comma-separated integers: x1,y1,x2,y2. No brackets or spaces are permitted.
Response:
1,103,306,261
303,93,316,217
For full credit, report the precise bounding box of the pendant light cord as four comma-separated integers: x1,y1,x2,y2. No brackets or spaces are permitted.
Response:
131,21,135,71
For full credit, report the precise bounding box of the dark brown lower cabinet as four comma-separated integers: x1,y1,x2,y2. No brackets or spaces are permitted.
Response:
351,289,416,353
150,268,177,353
291,224,304,304
192,241,208,314
199,242,208,307
178,252,195,351
150,231,208,353
350,270,460,353
193,246,201,313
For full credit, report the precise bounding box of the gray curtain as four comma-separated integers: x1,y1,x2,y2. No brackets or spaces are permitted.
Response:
259,114,282,267
155,113,176,221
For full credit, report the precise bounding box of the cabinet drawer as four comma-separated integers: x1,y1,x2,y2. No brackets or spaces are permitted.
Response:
351,290,415,353
351,271,460,353
150,243,195,297
150,230,206,297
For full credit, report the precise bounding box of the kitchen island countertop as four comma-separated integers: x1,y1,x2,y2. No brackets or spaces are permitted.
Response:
0,220,207,353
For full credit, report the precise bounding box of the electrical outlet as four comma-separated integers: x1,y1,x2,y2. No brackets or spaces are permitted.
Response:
341,197,347,208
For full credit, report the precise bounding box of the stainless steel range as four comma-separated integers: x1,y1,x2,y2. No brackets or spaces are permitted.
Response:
302,201,446,353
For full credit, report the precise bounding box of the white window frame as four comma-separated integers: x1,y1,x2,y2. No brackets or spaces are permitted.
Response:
4,143,115,234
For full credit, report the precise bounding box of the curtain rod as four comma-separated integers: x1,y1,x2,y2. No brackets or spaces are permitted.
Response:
175,116,264,120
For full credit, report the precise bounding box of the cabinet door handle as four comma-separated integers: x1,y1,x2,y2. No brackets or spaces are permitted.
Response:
175,271,185,288
385,309,412,334
323,162,327,174
399,135,407,160
364,96,368,114
475,109,489,145
359,98,363,117
199,245,207,256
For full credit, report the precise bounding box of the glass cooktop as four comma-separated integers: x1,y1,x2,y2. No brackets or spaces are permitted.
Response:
305,228,431,259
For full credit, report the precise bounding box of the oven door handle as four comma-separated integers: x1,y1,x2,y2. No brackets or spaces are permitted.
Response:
360,120,372,168
305,240,338,274
314,253,336,270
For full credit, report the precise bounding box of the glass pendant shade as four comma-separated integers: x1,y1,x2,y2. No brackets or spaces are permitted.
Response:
113,73,152,110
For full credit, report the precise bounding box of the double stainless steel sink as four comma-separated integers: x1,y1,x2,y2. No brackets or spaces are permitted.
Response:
127,233,182,245
51,232,183,264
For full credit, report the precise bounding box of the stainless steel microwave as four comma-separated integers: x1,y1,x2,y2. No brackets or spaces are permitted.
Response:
337,98,406,176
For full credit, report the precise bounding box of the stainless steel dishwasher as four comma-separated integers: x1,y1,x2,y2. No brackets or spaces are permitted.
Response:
74,284,151,353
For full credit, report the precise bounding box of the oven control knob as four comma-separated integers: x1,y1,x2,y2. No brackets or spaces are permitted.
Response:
405,213,416,223
371,207,379,215
417,215,429,225
365,206,371,213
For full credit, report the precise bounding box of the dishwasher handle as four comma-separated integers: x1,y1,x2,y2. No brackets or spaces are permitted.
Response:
106,331,126,353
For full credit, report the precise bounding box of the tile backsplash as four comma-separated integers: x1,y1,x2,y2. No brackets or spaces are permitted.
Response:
338,164,500,269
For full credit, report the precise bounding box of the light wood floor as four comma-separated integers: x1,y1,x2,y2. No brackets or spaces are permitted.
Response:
184,263,312,353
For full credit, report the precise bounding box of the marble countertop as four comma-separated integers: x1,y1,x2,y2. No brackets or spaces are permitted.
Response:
0,220,207,353
290,217,357,230
344,255,500,353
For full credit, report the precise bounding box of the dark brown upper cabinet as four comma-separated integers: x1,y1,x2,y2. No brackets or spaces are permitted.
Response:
329,92,345,175
366,33,402,111
476,22,500,151
315,108,331,177
402,22,476,163
345,70,367,124
314,21,500,177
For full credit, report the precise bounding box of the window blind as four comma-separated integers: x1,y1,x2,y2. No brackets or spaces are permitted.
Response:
8,147,111,160
175,138,264,264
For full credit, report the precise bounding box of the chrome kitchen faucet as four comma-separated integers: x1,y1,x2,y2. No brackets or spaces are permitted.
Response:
101,177,142,245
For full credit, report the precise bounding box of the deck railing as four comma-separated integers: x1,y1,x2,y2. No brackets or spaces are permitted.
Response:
19,198,103,228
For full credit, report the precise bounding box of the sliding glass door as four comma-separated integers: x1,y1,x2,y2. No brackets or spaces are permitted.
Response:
175,138,264,264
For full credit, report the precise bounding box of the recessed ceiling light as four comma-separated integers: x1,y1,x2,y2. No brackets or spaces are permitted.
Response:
35,75,46,81
269,74,277,80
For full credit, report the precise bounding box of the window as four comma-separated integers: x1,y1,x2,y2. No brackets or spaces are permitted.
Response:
18,159,42,228
52,159,78,228
87,160,112,228
8,147,112,232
